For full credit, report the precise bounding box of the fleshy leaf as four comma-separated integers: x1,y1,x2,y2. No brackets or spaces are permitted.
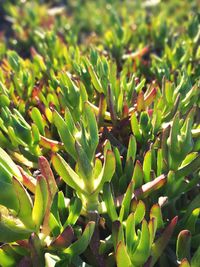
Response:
53,110,76,160
0,148,22,181
131,220,151,266
63,222,95,259
150,204,164,230
12,177,34,229
143,150,152,183
116,241,132,267
39,156,58,199
176,230,191,262
50,225,74,249
31,107,45,135
32,175,49,230
103,183,118,221
191,246,200,267
0,209,32,242
94,150,115,194
119,181,135,221
51,153,85,194
150,216,178,267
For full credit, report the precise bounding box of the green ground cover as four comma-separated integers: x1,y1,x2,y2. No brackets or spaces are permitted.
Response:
0,0,199,266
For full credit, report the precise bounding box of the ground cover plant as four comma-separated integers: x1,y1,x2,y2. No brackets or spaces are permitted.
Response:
0,0,200,266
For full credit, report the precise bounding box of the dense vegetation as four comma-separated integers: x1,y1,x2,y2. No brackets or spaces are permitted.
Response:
0,0,200,266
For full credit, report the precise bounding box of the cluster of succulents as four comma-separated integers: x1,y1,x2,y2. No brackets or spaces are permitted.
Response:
0,0,199,266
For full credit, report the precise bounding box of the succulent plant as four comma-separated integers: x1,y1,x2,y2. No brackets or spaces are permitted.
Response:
0,0,199,266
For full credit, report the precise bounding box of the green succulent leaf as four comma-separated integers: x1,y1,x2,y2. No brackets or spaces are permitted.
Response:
132,160,144,188
63,197,82,228
119,181,134,221
126,212,136,253
112,220,125,253
176,230,191,262
150,216,178,267
75,141,93,182
116,241,132,267
12,177,34,229
0,148,22,181
103,183,118,221
84,102,99,160
126,135,137,164
32,175,49,230
0,168,19,211
191,246,200,267
84,57,104,93
143,150,152,183
51,153,85,194
185,208,200,234
0,208,32,242
0,247,17,267
38,156,58,199
131,113,142,141
31,107,45,135
148,217,157,246
176,154,200,178
63,221,95,260
94,150,116,194
134,200,146,225
53,110,76,160
131,220,150,266
150,204,164,230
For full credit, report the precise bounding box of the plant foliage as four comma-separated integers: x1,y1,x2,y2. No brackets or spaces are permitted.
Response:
0,0,199,266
